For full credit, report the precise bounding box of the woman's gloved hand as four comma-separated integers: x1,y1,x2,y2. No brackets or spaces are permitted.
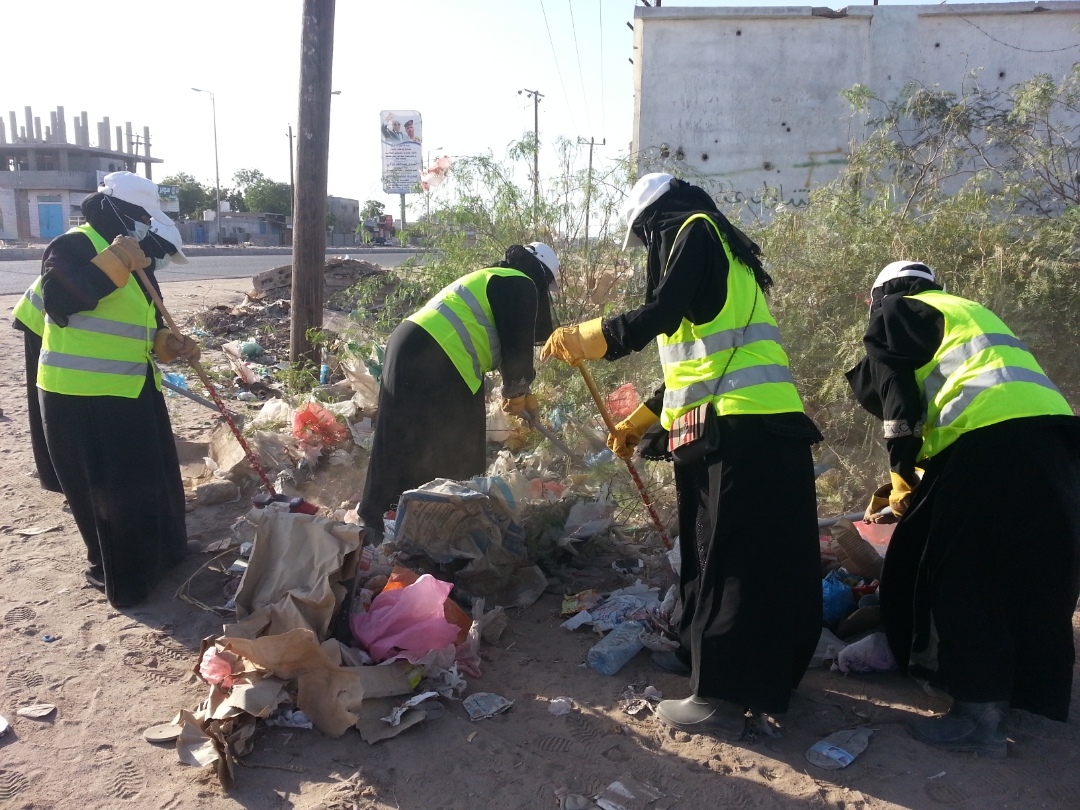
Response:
502,393,540,419
90,235,151,287
153,329,201,363
606,403,660,460
863,482,896,524
888,471,915,517
539,318,607,365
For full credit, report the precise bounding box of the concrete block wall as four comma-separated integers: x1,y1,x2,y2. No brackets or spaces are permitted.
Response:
0,188,16,241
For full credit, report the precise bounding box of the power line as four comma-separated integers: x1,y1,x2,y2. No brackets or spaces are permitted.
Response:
567,0,594,133
957,13,1080,53
598,0,606,138
538,0,577,132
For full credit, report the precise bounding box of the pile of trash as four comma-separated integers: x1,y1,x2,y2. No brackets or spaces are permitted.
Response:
249,256,388,304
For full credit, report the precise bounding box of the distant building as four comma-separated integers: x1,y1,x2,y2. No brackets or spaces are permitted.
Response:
0,105,162,242
327,195,360,235
178,212,290,247
632,2,1080,210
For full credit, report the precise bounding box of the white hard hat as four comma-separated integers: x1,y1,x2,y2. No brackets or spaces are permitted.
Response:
871,261,935,292
525,242,559,288
99,171,187,263
620,172,673,249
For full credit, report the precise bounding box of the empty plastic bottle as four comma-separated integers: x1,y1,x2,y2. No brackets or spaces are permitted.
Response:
586,620,646,676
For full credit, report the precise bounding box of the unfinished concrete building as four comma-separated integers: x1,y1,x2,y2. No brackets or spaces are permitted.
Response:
0,105,162,242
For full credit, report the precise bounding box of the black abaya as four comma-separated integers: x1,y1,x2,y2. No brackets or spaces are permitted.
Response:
881,416,1080,721
16,324,62,492
675,414,823,714
41,369,187,606
358,322,486,529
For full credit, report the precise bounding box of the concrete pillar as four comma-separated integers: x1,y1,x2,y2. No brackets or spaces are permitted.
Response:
57,106,67,143
115,125,122,154
125,121,133,153
33,117,42,143
9,113,18,143
0,117,5,145
80,112,89,147
102,117,111,150
49,112,57,142
24,107,33,142
143,126,152,180
59,149,69,171
45,125,52,143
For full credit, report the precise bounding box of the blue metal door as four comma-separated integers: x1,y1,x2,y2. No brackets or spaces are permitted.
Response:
38,203,63,238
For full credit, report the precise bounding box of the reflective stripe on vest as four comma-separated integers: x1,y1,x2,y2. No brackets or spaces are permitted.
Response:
13,226,111,337
13,279,45,336
38,224,159,398
406,267,529,393
658,213,804,429
909,290,1072,458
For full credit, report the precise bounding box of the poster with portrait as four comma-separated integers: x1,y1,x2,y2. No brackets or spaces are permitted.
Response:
380,110,423,194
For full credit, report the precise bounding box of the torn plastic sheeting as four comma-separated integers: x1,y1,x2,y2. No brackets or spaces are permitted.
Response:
249,398,294,430
561,498,615,543
595,773,665,810
222,341,258,385
561,586,661,632
381,691,440,726
339,354,379,409
233,510,362,638
293,401,348,448
834,632,897,674
811,628,849,668
806,727,873,769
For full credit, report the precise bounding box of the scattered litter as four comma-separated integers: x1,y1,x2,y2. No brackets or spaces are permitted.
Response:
163,372,188,392
381,692,440,727
0,716,8,737
42,635,58,643
619,685,662,716
548,696,574,716
467,731,479,742
587,621,646,676
834,632,897,674
928,771,947,780
563,585,660,633
265,710,314,729
556,787,598,810
14,525,60,536
596,772,665,810
196,480,241,506
810,628,849,668
143,723,183,743
351,574,460,663
806,727,873,769
15,704,56,719
822,570,856,624
462,692,514,721
562,590,601,616
293,401,348,448
356,698,427,744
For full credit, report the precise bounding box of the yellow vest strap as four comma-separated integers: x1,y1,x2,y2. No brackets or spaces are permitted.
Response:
45,313,151,341
39,350,147,377
666,363,796,410
923,332,1029,403
937,366,1061,428
659,321,782,365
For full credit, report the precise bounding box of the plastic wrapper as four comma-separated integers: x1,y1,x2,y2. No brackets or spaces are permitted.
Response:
834,632,898,674
292,401,348,448
822,570,856,624
351,574,460,662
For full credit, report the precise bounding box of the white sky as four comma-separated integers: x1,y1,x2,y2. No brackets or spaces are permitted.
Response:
4,0,1023,215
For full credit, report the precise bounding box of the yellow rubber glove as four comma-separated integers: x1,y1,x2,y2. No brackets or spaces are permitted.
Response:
539,318,607,365
863,482,895,524
502,393,540,418
90,235,150,287
153,329,201,363
606,403,660,460
889,471,915,518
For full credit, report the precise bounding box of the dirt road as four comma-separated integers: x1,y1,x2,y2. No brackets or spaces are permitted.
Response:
1,280,1079,810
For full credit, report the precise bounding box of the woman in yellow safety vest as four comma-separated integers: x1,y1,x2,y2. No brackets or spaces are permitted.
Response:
543,175,823,739
847,261,1080,758
13,171,197,607
358,243,559,538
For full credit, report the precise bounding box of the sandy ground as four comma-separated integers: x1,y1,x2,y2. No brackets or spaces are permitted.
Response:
2,280,1080,810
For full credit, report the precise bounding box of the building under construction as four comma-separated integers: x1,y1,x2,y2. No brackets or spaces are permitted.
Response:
0,105,163,242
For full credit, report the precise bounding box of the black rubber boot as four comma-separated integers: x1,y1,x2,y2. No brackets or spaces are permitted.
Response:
651,650,691,677
908,701,1009,758
84,566,105,591
656,696,747,739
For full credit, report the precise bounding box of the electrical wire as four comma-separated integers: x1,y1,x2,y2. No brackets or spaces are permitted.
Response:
539,0,578,132
567,0,594,133
956,13,1080,53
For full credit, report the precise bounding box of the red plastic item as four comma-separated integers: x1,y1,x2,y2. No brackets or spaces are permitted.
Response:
606,383,640,421
292,401,348,448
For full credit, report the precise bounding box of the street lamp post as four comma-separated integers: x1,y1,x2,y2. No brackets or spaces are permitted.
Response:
192,88,222,244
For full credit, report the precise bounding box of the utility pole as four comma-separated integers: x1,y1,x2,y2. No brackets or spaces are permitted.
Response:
192,88,222,243
287,124,295,215
290,0,336,367
519,89,544,213
577,136,605,259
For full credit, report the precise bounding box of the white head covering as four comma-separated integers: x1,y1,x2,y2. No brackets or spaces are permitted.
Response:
871,261,935,292
99,171,188,263
525,242,559,289
620,172,673,249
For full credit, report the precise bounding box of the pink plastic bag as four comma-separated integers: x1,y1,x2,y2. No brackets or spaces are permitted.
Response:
351,574,460,662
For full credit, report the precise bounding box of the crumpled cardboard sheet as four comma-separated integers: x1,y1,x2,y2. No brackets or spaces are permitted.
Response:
393,478,529,597
234,510,361,637
218,628,366,738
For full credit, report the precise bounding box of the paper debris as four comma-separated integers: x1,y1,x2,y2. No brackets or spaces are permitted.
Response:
462,692,514,721
16,704,56,718
806,727,874,769
14,525,60,536
0,716,8,737
265,710,313,729
356,698,427,744
381,691,440,727
596,773,665,810
620,685,663,716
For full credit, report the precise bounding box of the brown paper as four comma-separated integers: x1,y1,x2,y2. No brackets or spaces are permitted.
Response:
355,698,427,744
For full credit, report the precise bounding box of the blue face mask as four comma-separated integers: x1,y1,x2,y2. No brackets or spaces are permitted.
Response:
130,221,150,241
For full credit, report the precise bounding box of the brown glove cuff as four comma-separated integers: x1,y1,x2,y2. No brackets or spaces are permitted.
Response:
90,249,131,288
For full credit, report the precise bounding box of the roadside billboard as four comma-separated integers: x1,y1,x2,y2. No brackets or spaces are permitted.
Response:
380,109,422,195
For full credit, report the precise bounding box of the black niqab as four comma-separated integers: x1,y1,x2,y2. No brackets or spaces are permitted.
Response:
496,243,555,343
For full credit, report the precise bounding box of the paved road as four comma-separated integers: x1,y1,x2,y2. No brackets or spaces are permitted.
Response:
0,251,418,295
